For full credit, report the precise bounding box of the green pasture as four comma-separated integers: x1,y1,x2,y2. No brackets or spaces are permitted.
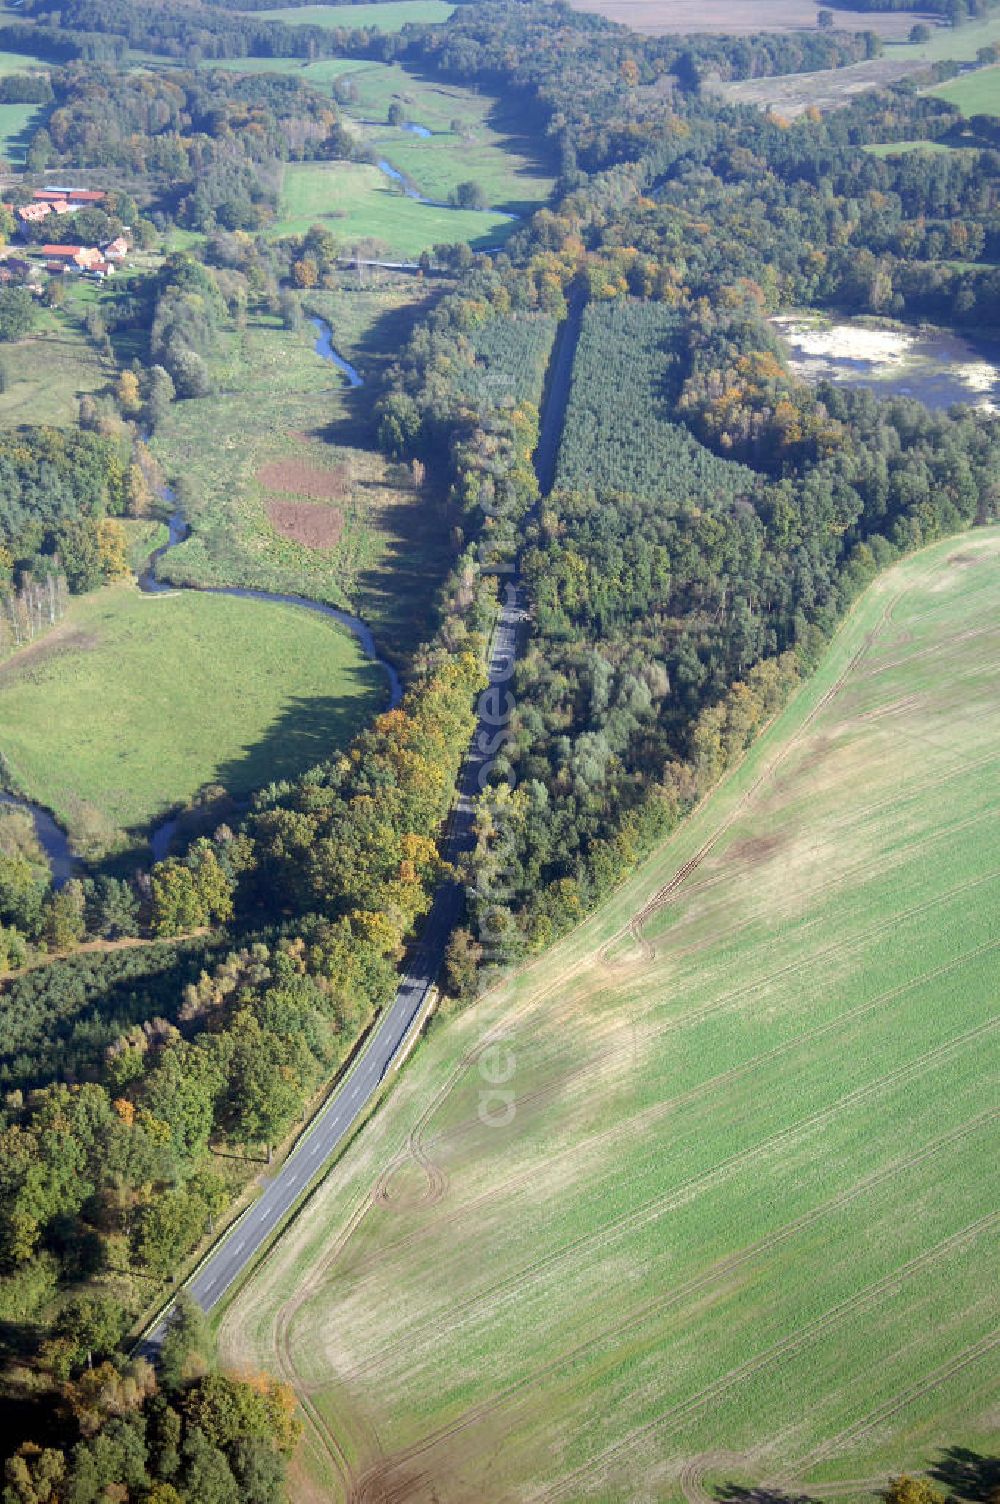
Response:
927,64,1000,116
0,315,111,426
0,587,384,854
887,12,1000,61
218,529,1000,1503
238,1,454,29
0,101,46,162
863,138,964,156
273,159,517,253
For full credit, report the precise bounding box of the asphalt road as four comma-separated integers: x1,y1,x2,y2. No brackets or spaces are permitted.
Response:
139,583,527,1354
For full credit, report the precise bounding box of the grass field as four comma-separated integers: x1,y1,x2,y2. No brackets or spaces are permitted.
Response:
218,529,1000,1504
715,57,924,115
240,1,453,27
889,13,1000,61
0,313,111,425
0,587,384,854
273,160,518,253
927,64,1000,117
0,48,49,74
863,139,968,157
207,55,375,79
336,62,555,213
0,100,47,162
150,296,451,659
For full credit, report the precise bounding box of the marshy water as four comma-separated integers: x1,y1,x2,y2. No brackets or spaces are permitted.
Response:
772,315,1000,413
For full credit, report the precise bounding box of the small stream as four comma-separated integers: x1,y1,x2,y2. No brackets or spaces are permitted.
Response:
4,318,401,879
0,792,77,884
373,126,518,219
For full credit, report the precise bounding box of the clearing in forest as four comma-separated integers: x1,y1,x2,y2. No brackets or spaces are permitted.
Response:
218,529,1000,1504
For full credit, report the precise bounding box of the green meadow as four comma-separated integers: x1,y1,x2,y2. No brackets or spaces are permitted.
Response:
0,101,46,161
0,587,384,854
273,159,517,253
927,64,1000,117
239,1,454,28
219,530,1000,1504
0,316,111,426
863,138,966,157
887,12,1000,61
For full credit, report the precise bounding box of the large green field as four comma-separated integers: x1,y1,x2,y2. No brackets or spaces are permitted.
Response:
338,62,555,213
887,12,1000,61
0,100,46,162
0,587,384,855
273,160,518,253
219,529,1000,1503
0,308,112,425
239,1,454,28
150,296,451,659
927,64,1000,117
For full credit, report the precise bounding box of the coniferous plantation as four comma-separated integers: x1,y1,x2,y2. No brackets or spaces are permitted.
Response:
0,0,996,1497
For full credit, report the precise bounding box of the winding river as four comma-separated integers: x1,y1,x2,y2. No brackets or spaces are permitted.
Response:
373,123,518,220
2,317,401,879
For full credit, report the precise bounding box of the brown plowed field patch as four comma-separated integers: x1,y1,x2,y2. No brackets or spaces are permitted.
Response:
567,0,936,36
267,498,344,549
257,459,350,499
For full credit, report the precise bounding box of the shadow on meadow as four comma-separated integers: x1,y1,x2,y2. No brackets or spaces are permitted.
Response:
208,684,389,800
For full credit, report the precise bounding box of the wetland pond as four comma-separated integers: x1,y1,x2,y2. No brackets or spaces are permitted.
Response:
772,315,1000,413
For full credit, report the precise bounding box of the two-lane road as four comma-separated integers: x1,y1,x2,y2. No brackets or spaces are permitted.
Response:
140,583,527,1352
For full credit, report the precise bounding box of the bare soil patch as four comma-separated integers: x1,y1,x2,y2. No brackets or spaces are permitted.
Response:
713,56,922,114
267,498,344,550
0,626,100,679
567,0,936,37
256,459,351,500
726,831,788,869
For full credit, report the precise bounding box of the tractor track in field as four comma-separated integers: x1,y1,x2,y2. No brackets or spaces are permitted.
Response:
678,1452,892,1504
348,931,999,1340
388,836,1000,1218
303,1025,997,1436
335,1105,999,1386
533,1214,1000,1503
329,884,1000,1283
857,622,1000,682
262,543,999,1502
791,1329,1000,1476
331,624,999,1241
270,1012,997,1498
350,1211,999,1503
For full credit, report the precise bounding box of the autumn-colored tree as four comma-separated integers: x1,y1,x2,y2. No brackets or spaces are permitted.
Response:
882,1478,948,1504
64,1357,156,1438
127,461,153,518
291,255,318,289
3,1442,66,1504
116,369,142,417
97,518,130,581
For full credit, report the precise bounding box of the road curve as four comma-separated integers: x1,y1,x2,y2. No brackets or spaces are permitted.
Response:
138,585,526,1352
